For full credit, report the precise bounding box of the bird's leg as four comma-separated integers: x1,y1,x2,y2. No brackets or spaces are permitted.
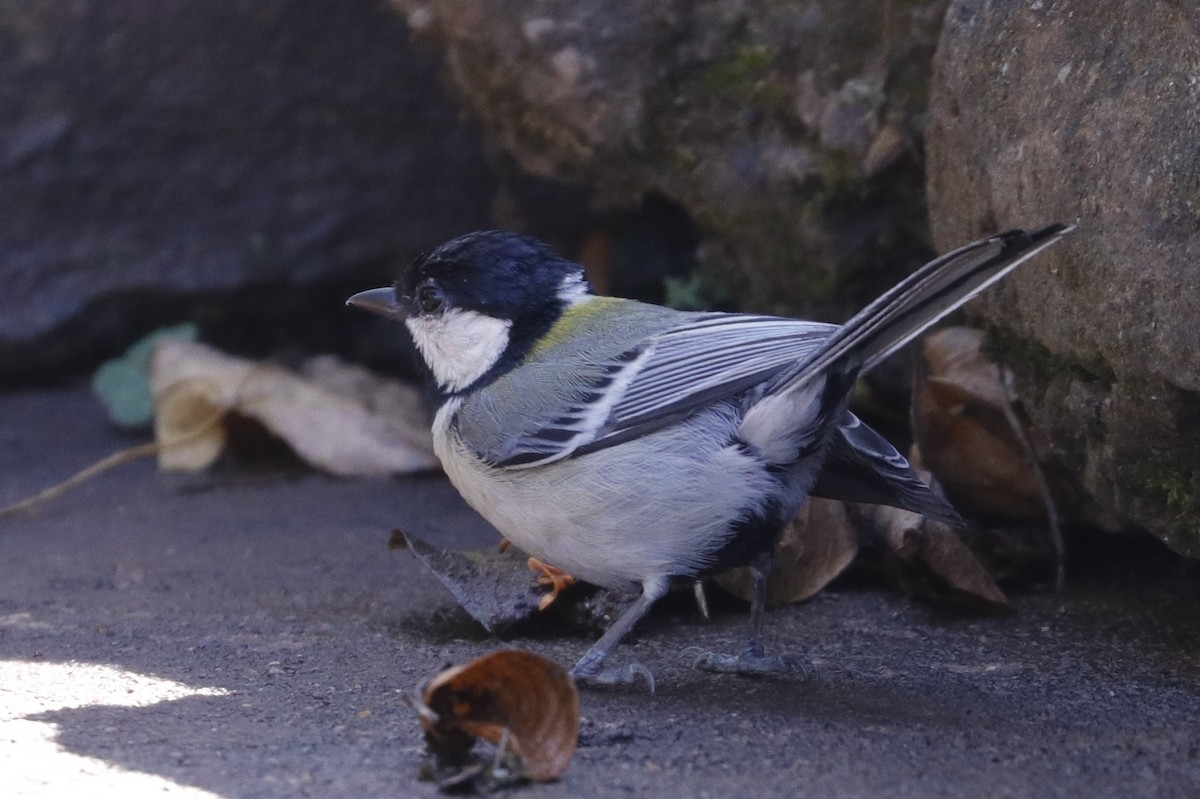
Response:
693,552,804,676
569,578,666,692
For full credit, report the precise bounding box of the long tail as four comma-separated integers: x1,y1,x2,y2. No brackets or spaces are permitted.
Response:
767,223,1074,395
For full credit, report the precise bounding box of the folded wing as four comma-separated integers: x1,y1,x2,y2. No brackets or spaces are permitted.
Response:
467,312,837,468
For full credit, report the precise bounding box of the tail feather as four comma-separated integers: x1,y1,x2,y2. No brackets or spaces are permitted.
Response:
812,413,964,526
767,223,1074,395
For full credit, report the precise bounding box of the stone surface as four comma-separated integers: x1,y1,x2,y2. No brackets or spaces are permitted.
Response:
926,0,1200,556
0,0,494,381
393,0,950,320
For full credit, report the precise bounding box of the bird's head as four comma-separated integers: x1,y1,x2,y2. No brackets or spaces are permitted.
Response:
347,230,592,394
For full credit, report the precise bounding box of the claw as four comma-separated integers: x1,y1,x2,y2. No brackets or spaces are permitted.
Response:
565,578,665,693
692,580,711,620
626,663,656,693
570,661,656,693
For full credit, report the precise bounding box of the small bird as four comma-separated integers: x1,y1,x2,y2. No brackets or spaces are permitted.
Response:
349,224,1072,688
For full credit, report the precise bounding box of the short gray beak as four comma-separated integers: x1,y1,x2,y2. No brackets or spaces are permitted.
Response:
346,287,402,320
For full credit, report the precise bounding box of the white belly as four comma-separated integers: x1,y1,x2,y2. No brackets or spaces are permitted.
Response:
431,401,777,592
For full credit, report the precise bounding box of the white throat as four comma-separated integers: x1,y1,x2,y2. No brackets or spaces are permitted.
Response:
405,309,512,393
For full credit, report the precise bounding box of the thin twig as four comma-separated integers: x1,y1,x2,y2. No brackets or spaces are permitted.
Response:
0,389,228,522
999,371,1066,592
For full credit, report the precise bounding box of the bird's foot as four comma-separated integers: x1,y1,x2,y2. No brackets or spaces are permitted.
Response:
570,659,656,693
685,643,807,678
527,557,577,611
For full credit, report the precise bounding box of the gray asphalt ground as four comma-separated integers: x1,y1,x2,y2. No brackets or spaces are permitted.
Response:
2,386,1199,798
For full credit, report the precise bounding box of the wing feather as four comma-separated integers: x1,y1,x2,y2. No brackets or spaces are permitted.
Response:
487,313,837,468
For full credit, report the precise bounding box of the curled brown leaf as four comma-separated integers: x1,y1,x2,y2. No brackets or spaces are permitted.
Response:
418,650,579,786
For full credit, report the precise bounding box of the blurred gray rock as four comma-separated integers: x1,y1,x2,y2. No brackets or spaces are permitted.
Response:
926,0,1200,556
0,0,494,381
392,0,950,320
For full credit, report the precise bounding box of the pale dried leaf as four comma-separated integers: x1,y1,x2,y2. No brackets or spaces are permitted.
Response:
152,378,227,472
301,354,432,449
149,340,438,476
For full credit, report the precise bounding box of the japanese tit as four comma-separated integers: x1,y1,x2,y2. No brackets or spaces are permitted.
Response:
348,224,1072,688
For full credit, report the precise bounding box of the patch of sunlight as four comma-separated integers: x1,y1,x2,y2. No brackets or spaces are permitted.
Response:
0,659,231,798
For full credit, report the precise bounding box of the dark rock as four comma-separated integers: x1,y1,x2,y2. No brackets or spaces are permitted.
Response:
926,0,1200,556
0,0,495,383
392,0,950,320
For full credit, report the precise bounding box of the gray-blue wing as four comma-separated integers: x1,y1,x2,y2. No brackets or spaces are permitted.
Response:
472,312,838,468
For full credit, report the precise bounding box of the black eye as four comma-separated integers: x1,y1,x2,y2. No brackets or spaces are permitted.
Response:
418,284,444,313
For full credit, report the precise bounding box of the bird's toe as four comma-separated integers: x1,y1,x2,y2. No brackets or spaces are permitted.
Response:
689,645,807,678
570,661,656,693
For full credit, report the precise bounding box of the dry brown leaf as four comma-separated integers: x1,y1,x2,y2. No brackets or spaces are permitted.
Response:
418,649,579,787
863,123,913,177
919,327,1011,406
913,327,1046,522
716,497,858,607
401,532,628,636
403,532,545,635
149,340,438,476
914,327,1071,588
865,502,1008,607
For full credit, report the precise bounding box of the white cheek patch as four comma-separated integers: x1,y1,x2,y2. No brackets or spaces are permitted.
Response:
405,309,512,393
